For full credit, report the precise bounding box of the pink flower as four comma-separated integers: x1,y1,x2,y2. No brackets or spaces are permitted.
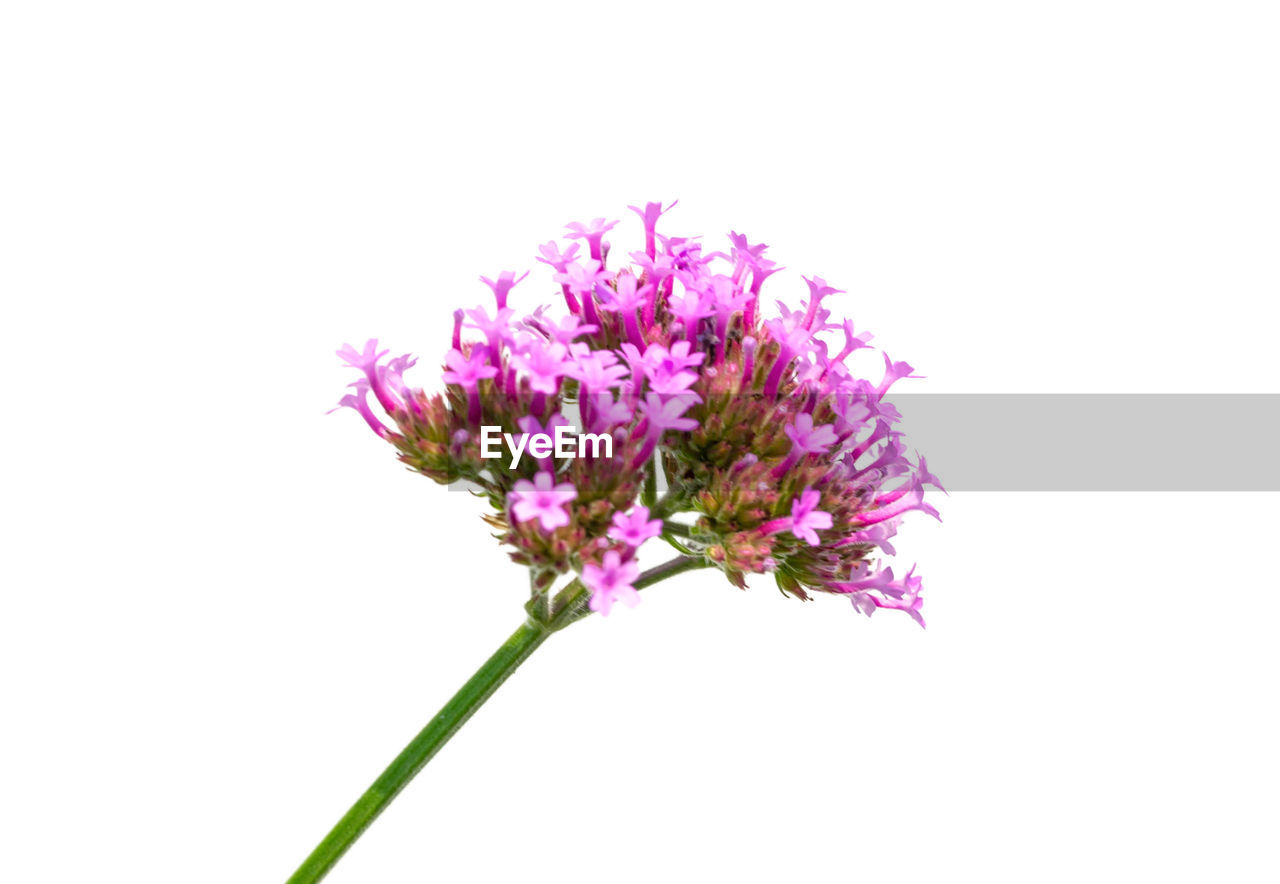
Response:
628,199,677,259
535,240,580,273
642,340,704,376
784,414,838,455
746,256,783,297
608,506,662,547
329,379,388,437
464,305,516,342
836,564,926,629
597,273,652,346
583,550,641,616
479,270,529,310
564,217,619,262
464,304,517,365
875,352,921,399
337,339,401,413
598,273,651,313
339,202,941,623
801,275,845,330
583,391,635,433
789,488,833,546
553,260,610,296
382,353,418,398
568,349,629,391
511,341,570,394
540,314,598,346
337,339,390,373
638,392,700,435
441,348,498,389
509,472,577,532
666,286,714,340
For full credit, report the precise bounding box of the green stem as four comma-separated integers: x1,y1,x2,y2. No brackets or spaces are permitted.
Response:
642,452,658,508
285,555,707,884
662,520,692,537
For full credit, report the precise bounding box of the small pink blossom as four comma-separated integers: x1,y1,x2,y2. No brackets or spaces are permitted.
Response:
540,314,598,346
509,472,577,532
534,240,580,273
875,352,922,399
608,506,662,548
329,379,388,436
789,488,833,546
583,550,641,616
784,414,838,455
337,339,390,373
479,270,529,310
598,273,651,313
553,260,610,296
837,564,925,629
564,218,619,262
638,392,700,435
441,348,498,389
666,286,714,339
568,349,629,391
628,199,677,258
642,340,704,376
511,341,570,394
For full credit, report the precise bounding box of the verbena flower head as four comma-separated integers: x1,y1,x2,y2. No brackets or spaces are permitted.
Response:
335,204,942,624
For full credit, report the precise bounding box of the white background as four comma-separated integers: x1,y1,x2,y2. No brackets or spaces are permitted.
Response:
2,3,1277,882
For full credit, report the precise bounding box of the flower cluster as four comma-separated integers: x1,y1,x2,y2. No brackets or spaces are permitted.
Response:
335,203,942,625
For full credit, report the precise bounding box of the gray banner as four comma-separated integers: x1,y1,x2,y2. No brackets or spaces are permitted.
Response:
893,394,1279,491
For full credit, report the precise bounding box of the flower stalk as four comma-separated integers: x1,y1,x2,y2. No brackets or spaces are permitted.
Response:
285,556,708,884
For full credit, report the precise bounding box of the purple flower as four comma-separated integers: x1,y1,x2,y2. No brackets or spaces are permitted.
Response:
641,342,701,395
383,353,418,395
801,275,845,330
789,488,834,546
629,251,678,294
534,240,580,273
329,379,388,437
666,285,714,341
564,217,619,262
479,271,529,310
568,349,629,391
727,230,768,262
509,472,577,532
583,391,635,433
337,339,401,413
583,550,641,616
608,506,663,548
441,348,498,389
337,339,390,373
338,201,940,625
540,314,598,346
511,341,570,394
746,256,783,300
638,391,700,434
464,304,517,366
553,261,610,298
784,414,839,455
628,199,677,259
837,564,925,629
597,273,652,347
876,352,921,398
464,305,516,342
642,340,704,376
598,273,651,313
